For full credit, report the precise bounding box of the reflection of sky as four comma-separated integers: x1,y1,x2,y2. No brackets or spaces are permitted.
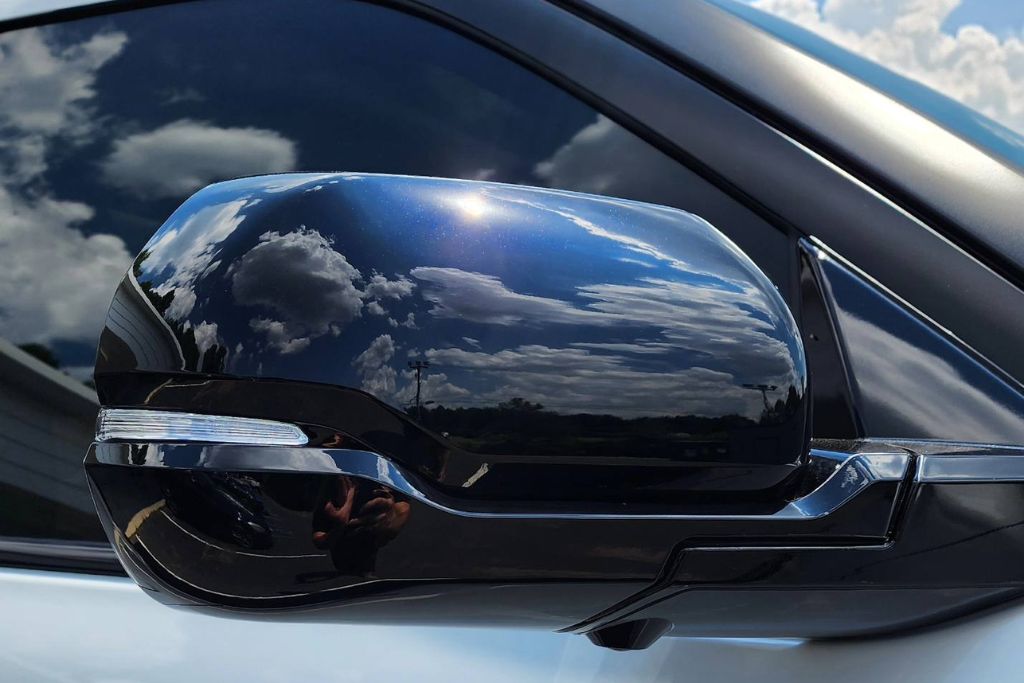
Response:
0,0,792,389
0,0,596,369
136,174,803,420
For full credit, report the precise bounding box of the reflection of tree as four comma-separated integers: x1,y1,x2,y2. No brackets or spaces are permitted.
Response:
409,397,768,458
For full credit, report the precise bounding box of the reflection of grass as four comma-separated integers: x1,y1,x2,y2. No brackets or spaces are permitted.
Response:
0,481,106,542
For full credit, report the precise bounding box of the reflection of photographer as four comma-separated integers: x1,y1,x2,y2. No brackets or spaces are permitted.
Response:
312,476,410,577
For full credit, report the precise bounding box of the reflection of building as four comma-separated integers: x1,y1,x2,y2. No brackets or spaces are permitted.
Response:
0,337,102,539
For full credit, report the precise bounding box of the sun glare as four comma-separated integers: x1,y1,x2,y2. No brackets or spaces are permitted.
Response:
455,194,488,220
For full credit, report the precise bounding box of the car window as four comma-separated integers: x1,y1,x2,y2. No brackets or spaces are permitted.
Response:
0,0,790,546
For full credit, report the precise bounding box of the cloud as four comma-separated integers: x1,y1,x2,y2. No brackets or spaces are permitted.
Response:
410,267,606,326
353,334,397,398
533,115,690,204
363,272,415,301
232,228,365,351
410,266,796,382
249,318,309,355
361,271,416,318
750,0,1024,135
0,28,127,182
0,28,132,346
0,187,132,344
394,369,470,406
424,344,763,418
100,119,297,198
144,196,254,321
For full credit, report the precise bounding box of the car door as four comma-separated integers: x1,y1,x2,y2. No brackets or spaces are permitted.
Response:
3,1,1024,681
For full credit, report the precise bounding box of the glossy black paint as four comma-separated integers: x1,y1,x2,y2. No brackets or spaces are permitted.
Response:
579,450,1024,639
419,0,1024,393
85,440,903,623
96,173,809,504
803,240,1024,445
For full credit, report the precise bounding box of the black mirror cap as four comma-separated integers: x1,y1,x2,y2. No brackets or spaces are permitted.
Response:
94,173,808,506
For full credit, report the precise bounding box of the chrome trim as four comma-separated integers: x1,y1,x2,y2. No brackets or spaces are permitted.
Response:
91,443,908,520
918,453,1024,482
96,408,308,446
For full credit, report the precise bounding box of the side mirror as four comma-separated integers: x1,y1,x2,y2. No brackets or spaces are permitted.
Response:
88,174,916,648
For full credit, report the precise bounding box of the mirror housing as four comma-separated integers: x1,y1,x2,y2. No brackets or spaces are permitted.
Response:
87,173,818,641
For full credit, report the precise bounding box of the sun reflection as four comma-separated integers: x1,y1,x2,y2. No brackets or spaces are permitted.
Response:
455,194,488,220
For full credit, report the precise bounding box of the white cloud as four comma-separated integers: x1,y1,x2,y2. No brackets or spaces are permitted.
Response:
750,0,1024,135
410,266,796,382
394,369,470,406
353,334,398,398
425,344,763,418
232,228,365,352
100,119,297,199
0,27,127,182
0,28,132,346
248,318,310,355
145,196,253,321
190,320,219,355
410,266,607,326
0,187,131,344
363,272,415,301
533,115,691,205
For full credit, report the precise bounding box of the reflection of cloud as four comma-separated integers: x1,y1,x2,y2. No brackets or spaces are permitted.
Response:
353,334,397,398
364,272,415,301
751,0,1024,136
425,345,761,418
0,28,127,184
388,313,417,329
411,266,794,381
362,271,416,318
146,197,253,320
410,267,606,326
232,229,364,351
100,119,297,198
533,115,688,203
249,318,309,355
578,278,794,377
394,370,470,406
842,309,1024,442
190,320,220,355
0,187,132,344
570,341,674,355
0,28,131,345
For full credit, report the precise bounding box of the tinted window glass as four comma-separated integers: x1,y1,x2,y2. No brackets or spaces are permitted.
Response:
0,0,789,542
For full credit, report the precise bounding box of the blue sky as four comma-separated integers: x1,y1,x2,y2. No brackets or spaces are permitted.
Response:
946,0,1024,38
728,0,1024,168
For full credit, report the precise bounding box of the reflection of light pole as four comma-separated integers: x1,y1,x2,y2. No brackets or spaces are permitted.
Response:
742,383,777,413
408,360,431,420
